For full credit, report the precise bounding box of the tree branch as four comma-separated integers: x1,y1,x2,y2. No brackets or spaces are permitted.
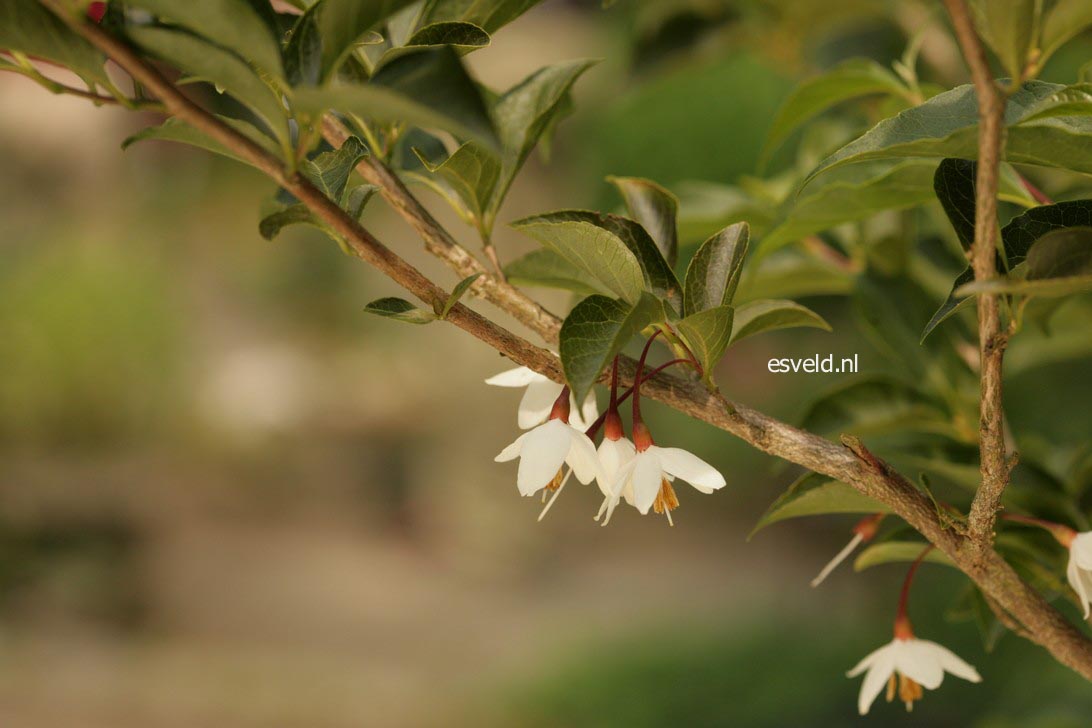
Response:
942,0,1012,547
39,0,1092,682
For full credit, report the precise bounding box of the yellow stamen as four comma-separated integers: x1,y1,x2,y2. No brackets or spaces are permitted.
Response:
545,469,565,492
653,479,679,524
886,673,896,703
898,673,922,711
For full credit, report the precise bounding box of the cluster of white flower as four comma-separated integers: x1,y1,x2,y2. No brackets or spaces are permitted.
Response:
484,364,1092,716
488,365,725,524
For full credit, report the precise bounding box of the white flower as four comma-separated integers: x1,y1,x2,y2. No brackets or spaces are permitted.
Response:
595,437,636,498
495,419,601,497
603,445,725,525
848,637,981,714
1066,531,1092,618
485,366,598,429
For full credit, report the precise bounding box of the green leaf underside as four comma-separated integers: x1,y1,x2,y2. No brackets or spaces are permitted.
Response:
764,58,906,158
364,297,436,324
503,249,610,296
410,142,500,222
676,305,734,378
127,26,289,144
854,542,956,571
376,21,491,68
512,210,676,306
124,0,284,78
293,47,498,149
559,293,664,403
806,81,1092,184
421,0,546,33
729,299,830,346
750,472,888,539
0,0,108,84
441,273,483,318
302,136,370,201
288,0,417,83
683,222,750,316
122,117,280,165
608,176,679,267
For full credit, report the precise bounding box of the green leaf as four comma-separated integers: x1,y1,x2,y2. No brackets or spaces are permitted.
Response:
728,299,830,346
1019,82,1092,123
407,141,500,224
421,0,545,33
124,0,284,78
0,0,108,84
127,26,289,146
440,273,482,318
379,21,491,68
805,81,1092,184
759,161,937,256
854,541,955,571
674,181,774,245
301,136,370,202
503,249,610,296
559,293,664,403
1040,0,1092,64
487,59,597,218
763,58,906,159
675,305,734,380
749,472,888,539
122,117,280,166
974,0,1041,81
683,222,750,316
801,377,952,438
293,46,498,149
1002,199,1092,265
607,176,679,267
510,211,659,306
933,158,978,249
293,0,417,83
1026,226,1092,278
258,204,334,241
364,297,437,324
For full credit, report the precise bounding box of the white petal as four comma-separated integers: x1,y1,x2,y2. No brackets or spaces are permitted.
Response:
514,421,571,496
847,640,894,678
565,427,603,484
892,639,944,690
570,389,599,430
596,438,636,496
919,640,981,683
517,378,564,429
1068,555,1092,619
1072,532,1092,569
853,647,896,715
494,431,528,462
631,452,665,515
485,366,544,388
654,446,726,493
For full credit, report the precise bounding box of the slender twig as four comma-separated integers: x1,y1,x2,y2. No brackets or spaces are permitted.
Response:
942,0,1012,548
36,0,1092,682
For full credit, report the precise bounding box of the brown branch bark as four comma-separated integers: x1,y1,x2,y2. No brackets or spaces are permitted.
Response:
39,0,1092,682
942,0,1011,547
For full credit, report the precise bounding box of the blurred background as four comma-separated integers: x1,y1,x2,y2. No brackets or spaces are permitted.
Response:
2,1,1092,726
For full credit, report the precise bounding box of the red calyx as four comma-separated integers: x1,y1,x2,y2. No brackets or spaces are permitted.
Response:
632,420,654,451
549,388,571,423
852,513,884,542
604,408,623,441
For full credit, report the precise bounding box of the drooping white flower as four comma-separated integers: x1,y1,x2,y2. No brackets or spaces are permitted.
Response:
602,433,725,525
595,436,636,498
848,637,981,714
485,366,598,429
495,419,601,497
1066,530,1092,618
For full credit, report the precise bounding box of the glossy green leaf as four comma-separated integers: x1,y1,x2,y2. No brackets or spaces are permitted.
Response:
607,176,679,267
0,0,108,84
683,222,750,316
364,297,437,324
974,0,1041,81
750,472,888,539
124,0,284,78
421,0,545,33
1040,0,1092,64
408,141,500,223
127,26,289,146
510,211,663,305
258,204,334,241
503,249,610,296
675,305,733,380
301,136,370,202
1003,199,1092,265
377,21,491,68
298,0,417,82
763,58,906,158
440,273,482,318
759,161,937,256
729,299,830,346
806,81,1092,183
559,293,664,403
122,117,280,166
293,47,498,148
854,541,955,571
801,377,952,438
